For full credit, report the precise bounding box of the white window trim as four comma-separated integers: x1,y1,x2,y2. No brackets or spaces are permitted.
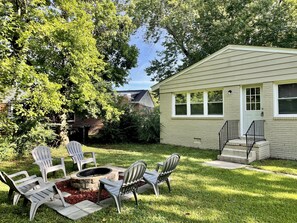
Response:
274,82,297,117
172,90,224,118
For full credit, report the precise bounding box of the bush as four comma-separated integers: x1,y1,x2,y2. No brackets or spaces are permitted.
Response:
0,112,58,158
0,137,16,161
97,106,160,144
138,108,161,143
14,122,57,156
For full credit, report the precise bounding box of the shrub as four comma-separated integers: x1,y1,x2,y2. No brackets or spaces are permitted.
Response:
97,106,160,144
0,137,16,161
138,108,161,143
14,122,57,156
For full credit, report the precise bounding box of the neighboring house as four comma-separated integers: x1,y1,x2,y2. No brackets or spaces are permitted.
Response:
117,90,155,111
69,90,155,143
152,45,297,163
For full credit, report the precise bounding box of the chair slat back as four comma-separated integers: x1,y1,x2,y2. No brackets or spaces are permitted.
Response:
32,146,53,169
121,160,147,194
66,141,84,161
158,153,180,182
2,171,22,194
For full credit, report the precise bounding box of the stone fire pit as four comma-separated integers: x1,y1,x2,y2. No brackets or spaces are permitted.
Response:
70,167,119,191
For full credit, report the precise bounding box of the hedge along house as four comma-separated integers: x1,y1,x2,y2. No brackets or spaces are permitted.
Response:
152,45,297,164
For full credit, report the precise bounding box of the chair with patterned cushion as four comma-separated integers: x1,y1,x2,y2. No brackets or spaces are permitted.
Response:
66,141,97,171
97,160,147,213
143,153,180,196
2,171,66,221
32,146,67,182
0,170,38,205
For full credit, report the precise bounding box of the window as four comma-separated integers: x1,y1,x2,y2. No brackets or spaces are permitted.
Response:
208,91,223,115
190,92,203,115
246,87,261,111
173,90,223,117
278,83,297,114
175,93,187,115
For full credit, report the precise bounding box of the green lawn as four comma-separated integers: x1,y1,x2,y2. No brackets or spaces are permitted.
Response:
252,159,297,176
1,144,297,223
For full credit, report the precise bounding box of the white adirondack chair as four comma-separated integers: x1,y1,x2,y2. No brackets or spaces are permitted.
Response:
143,153,180,196
2,171,66,221
66,141,97,171
0,170,38,205
32,146,67,182
98,160,147,213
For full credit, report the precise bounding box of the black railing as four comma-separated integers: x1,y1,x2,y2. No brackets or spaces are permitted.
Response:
245,120,265,159
218,120,239,154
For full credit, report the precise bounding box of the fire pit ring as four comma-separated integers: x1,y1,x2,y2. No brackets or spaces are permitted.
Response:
77,167,112,177
70,167,119,191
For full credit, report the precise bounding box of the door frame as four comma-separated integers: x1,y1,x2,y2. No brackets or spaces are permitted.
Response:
240,84,263,136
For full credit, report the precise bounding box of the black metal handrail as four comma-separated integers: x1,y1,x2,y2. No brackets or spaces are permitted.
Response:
218,120,239,154
245,120,265,159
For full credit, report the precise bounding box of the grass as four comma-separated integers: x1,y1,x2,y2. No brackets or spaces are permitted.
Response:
252,159,297,175
1,144,297,222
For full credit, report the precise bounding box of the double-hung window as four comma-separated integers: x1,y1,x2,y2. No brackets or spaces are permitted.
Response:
190,92,204,115
277,83,297,115
208,91,223,115
173,90,223,117
175,93,187,115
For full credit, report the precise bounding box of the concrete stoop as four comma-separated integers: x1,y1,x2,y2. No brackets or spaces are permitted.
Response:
218,139,270,164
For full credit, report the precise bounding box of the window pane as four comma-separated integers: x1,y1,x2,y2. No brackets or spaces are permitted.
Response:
208,103,223,115
191,92,203,103
256,96,260,103
251,96,255,103
251,88,255,94
279,99,297,114
208,91,222,102
256,87,260,94
279,83,297,98
175,93,187,103
251,103,255,110
256,103,260,110
191,104,203,115
246,103,250,110
246,88,250,95
175,105,187,115
246,95,250,103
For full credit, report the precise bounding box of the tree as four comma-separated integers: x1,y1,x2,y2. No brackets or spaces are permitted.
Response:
129,0,297,82
0,0,138,156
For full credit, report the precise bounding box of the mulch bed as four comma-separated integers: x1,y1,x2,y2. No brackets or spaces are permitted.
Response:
56,179,146,205
56,180,110,204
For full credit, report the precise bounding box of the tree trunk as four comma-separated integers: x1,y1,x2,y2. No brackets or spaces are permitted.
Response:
59,113,69,145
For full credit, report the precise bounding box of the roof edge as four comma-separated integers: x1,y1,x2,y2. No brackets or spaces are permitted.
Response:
151,45,297,91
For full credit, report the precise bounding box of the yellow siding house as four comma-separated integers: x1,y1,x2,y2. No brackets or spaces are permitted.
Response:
152,45,297,163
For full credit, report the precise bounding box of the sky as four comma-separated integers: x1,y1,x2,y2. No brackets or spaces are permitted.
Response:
116,28,163,91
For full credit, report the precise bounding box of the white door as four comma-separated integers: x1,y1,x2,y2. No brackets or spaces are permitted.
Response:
242,86,263,134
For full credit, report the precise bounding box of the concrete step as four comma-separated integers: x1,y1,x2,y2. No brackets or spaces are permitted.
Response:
218,148,256,164
227,139,269,149
221,148,255,158
217,154,256,164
